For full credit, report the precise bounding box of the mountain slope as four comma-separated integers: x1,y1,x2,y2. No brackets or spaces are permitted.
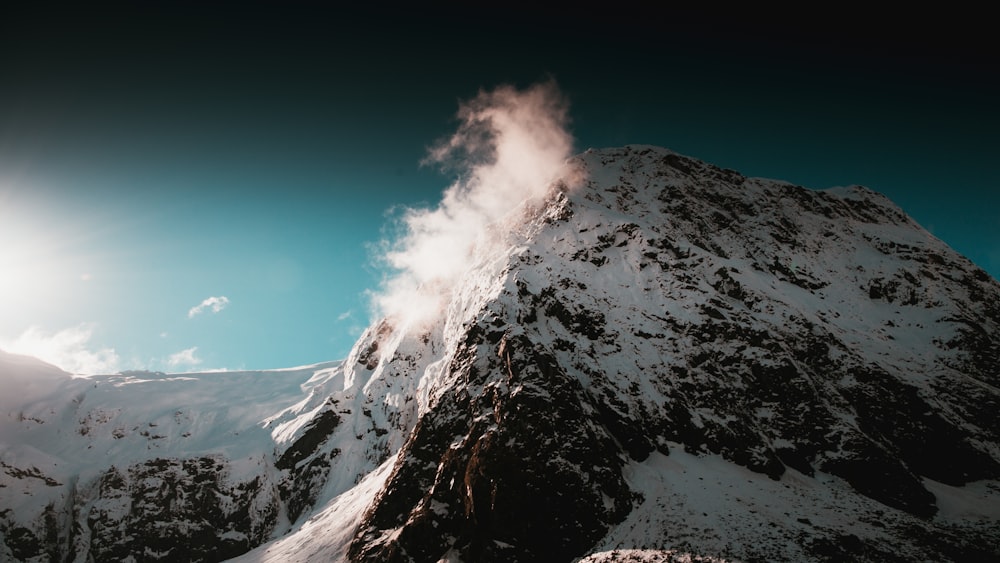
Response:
0,354,353,561
3,145,999,562
333,145,1000,562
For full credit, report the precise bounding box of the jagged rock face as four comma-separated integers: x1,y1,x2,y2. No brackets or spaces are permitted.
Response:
346,145,1000,561
276,405,343,523
0,360,353,562
82,457,278,562
2,455,282,563
350,330,633,562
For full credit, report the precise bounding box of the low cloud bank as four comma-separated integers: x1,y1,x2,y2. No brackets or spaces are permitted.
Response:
0,324,120,375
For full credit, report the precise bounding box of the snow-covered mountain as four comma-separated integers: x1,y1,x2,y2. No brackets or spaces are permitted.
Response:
3,145,999,562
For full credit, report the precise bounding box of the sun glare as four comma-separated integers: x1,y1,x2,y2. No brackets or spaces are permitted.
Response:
0,243,50,311
0,199,82,325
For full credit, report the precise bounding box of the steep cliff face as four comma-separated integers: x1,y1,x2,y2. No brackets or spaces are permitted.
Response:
3,146,999,562
335,145,1000,562
0,356,355,562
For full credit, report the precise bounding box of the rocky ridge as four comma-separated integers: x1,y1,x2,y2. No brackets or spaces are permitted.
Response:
339,145,1000,561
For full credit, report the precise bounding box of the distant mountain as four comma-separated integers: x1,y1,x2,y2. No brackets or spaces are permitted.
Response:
3,146,998,562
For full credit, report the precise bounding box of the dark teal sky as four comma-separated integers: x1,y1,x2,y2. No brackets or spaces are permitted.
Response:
1,3,996,371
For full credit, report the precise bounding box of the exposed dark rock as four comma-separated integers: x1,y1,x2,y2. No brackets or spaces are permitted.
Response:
80,456,279,562
350,334,633,562
276,408,341,471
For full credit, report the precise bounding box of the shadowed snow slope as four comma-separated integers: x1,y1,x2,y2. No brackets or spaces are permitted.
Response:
3,146,999,562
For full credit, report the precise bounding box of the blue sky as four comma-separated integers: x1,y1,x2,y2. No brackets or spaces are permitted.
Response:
1,4,996,373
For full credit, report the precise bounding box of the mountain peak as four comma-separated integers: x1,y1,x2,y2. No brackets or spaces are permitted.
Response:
343,144,1000,560
3,145,999,562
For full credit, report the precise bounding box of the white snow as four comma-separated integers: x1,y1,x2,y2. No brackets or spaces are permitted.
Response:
231,456,396,563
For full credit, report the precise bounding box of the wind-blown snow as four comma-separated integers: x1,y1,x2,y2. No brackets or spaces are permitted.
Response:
374,80,580,331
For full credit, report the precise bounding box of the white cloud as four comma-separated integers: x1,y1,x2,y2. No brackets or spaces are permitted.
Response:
337,310,353,321
0,324,120,375
373,80,579,329
167,346,202,367
188,295,230,318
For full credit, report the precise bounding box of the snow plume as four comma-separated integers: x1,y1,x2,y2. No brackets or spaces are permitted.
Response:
374,80,578,329
188,295,230,318
0,324,119,375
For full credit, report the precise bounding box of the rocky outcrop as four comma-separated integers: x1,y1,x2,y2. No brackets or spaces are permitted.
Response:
0,361,353,562
350,331,634,562
81,457,277,562
344,146,1000,561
